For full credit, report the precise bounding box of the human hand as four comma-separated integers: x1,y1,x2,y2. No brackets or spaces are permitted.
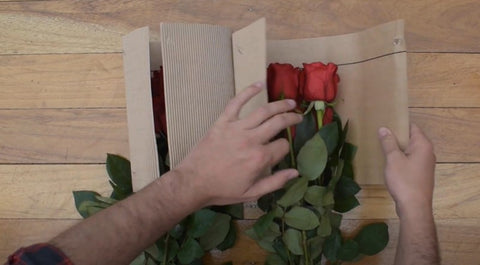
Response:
174,82,302,206
378,124,436,218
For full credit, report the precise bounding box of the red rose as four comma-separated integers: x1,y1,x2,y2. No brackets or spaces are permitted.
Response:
267,63,300,102
151,67,167,137
323,107,334,125
302,62,340,102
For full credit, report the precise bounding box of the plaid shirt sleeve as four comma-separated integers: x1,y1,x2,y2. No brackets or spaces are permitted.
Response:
5,243,74,265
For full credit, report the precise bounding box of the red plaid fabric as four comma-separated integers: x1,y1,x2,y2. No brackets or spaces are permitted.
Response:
5,243,73,265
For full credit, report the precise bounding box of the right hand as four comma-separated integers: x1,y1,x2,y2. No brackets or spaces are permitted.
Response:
377,124,436,218
175,82,302,207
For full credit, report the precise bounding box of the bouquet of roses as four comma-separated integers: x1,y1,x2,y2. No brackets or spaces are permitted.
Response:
246,63,389,265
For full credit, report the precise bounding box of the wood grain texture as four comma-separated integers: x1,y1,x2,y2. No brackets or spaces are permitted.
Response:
2,219,480,264
0,54,125,109
1,0,479,54
0,109,129,163
408,53,480,107
1,53,478,109
411,108,480,162
0,108,478,163
0,164,110,218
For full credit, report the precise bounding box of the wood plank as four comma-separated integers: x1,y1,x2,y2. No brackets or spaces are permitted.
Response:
0,0,479,54
408,53,480,107
0,108,478,163
1,53,478,109
1,219,479,264
0,109,129,163
0,54,125,109
2,163,480,221
411,108,480,163
0,164,110,218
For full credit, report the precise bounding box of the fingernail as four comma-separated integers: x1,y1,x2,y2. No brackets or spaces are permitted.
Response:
378,127,391,137
253,81,265,89
288,170,299,180
286,99,296,107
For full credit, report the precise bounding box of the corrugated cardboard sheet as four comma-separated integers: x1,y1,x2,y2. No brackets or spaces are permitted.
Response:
123,19,408,190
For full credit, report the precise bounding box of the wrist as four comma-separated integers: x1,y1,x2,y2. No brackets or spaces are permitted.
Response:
153,169,208,212
396,200,433,222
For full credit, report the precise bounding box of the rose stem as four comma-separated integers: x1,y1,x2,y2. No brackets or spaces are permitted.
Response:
302,230,311,265
316,109,324,131
286,127,296,167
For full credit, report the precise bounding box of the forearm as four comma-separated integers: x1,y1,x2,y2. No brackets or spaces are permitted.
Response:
395,206,440,265
50,170,204,265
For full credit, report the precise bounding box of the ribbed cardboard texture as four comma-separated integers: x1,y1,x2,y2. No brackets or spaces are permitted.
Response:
122,19,408,190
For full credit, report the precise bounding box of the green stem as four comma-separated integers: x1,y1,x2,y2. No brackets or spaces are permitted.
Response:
286,126,296,168
162,234,170,264
302,230,311,265
282,214,293,265
316,109,324,131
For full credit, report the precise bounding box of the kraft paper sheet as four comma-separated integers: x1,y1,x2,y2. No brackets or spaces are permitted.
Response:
123,19,408,190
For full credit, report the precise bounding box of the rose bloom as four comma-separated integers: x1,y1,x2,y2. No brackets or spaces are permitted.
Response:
302,62,340,102
267,63,300,102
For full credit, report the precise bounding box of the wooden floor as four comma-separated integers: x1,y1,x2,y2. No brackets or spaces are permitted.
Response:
1,1,479,264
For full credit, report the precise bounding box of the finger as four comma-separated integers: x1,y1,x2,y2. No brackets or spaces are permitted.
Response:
244,169,299,200
254,113,303,143
264,138,290,166
220,82,264,121
406,123,434,156
241,99,297,129
378,127,403,157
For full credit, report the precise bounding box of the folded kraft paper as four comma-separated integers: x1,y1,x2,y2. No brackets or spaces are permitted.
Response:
122,18,408,190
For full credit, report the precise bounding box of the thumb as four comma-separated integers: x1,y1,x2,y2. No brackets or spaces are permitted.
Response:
378,127,402,156
245,169,299,200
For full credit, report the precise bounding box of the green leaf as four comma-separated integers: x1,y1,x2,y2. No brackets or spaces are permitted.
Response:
258,239,276,253
318,122,340,155
323,228,342,262
265,254,287,265
77,200,110,218
277,177,309,207
340,143,357,162
284,206,320,230
329,212,343,229
130,253,146,265
342,160,354,179
322,191,335,206
160,238,179,263
177,237,204,264
304,185,326,206
169,223,185,239
308,235,324,260
106,153,132,196
187,209,216,238
294,111,317,155
318,215,332,237
334,195,360,213
297,134,328,180
253,210,276,238
337,239,360,261
272,239,290,263
73,190,101,218
216,220,237,251
354,222,389,255
335,176,361,198
94,195,117,205
212,203,244,219
282,229,303,255
144,244,160,262
198,213,231,250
